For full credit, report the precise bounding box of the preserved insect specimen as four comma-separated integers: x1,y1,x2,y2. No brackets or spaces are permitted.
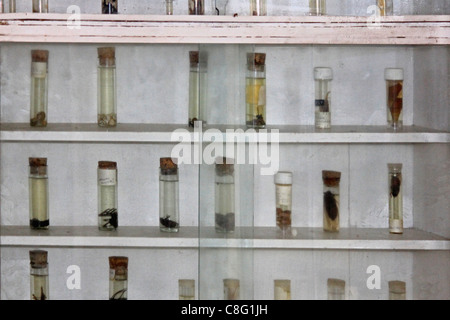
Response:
215,158,235,233
109,256,128,300
322,170,341,232
102,0,118,14
160,157,180,232
246,53,266,128
388,163,403,234
30,250,49,300
385,68,404,130
98,161,118,230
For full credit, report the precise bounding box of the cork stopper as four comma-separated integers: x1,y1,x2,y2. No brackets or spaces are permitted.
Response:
223,279,240,288
215,157,234,176
189,51,199,67
31,50,49,63
389,281,406,294
98,161,117,170
30,250,48,268
328,278,345,295
98,47,116,67
274,280,291,291
328,278,345,286
322,170,341,187
179,279,195,287
29,157,47,167
109,256,128,276
247,52,266,71
29,157,47,176
160,157,178,175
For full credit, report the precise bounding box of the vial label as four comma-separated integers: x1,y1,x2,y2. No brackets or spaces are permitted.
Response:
31,62,47,78
276,185,292,207
315,99,326,107
315,111,331,128
98,169,117,186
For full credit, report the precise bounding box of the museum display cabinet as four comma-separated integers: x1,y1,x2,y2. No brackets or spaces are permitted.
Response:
0,0,448,300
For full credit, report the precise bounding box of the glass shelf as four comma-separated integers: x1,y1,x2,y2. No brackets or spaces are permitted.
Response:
1,123,448,143
2,226,447,250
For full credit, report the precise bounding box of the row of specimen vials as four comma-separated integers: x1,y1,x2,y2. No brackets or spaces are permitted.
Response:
2,1,396,16
28,156,405,235
28,157,181,233
275,164,404,235
28,49,405,131
0,0,49,13
29,48,118,128
28,250,407,300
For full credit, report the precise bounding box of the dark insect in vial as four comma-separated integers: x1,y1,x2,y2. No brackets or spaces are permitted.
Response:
189,0,203,15
189,117,198,128
324,191,338,221
160,216,179,229
102,0,118,14
100,208,118,229
390,176,401,198
247,114,266,127
215,213,235,231
32,287,47,300
30,219,49,229
110,288,127,300
316,99,329,113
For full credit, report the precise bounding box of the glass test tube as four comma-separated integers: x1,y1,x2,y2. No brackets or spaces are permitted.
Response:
215,157,235,233
310,0,326,16
98,161,118,231
30,50,49,127
385,68,404,130
32,0,48,13
275,171,293,232
246,52,266,129
30,250,49,300
160,157,180,233
322,170,341,232
102,0,118,14
250,0,266,16
29,157,49,230
388,163,403,234
109,256,128,300
97,47,117,127
314,67,333,129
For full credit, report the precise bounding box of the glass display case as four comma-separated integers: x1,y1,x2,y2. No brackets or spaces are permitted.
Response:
0,0,449,300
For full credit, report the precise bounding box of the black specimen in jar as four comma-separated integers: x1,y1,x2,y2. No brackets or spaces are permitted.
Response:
324,191,338,221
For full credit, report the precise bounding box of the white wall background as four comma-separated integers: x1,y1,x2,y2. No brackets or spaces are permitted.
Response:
1,0,448,300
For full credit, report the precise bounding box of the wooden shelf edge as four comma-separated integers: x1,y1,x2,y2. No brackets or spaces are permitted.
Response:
0,14,448,45
1,226,448,250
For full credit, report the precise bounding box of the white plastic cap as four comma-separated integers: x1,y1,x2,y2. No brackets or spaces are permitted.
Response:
385,68,404,80
275,171,293,185
314,67,333,80
388,163,403,172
